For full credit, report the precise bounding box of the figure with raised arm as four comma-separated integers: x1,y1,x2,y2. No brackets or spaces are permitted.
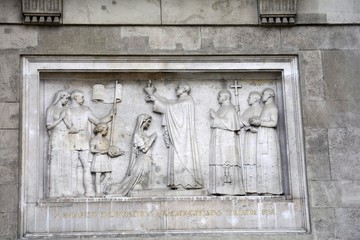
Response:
145,82,203,190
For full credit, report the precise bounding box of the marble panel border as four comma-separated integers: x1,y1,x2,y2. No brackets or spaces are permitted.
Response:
20,55,309,237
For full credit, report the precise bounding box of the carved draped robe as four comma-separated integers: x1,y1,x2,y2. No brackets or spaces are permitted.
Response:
153,95,203,189
256,102,283,194
209,104,245,195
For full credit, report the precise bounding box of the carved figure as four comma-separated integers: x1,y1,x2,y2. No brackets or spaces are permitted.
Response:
46,90,72,198
240,91,263,193
104,114,156,196
249,88,283,194
90,122,124,196
209,90,245,195
66,90,114,197
145,82,203,189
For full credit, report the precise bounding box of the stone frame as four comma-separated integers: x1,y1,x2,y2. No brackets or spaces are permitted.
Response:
20,55,309,237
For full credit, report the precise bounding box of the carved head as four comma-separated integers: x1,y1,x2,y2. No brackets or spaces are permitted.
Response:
93,122,108,136
262,88,275,102
176,82,191,96
136,114,152,130
217,89,231,104
51,90,70,106
71,90,85,105
248,91,261,105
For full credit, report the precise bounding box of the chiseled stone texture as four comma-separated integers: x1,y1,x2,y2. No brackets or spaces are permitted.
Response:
309,181,338,208
161,0,257,25
299,51,325,101
0,26,38,49
281,26,360,50
0,52,19,102
338,181,360,208
0,184,18,213
329,128,360,180
0,212,17,239
62,0,161,24
297,0,360,24
304,128,330,180
201,27,281,52
323,50,360,101
311,208,336,240
0,130,18,166
0,0,22,23
335,208,360,240
121,27,201,51
0,103,18,129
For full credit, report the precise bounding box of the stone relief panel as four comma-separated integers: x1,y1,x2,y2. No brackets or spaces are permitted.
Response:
42,74,287,198
22,56,308,237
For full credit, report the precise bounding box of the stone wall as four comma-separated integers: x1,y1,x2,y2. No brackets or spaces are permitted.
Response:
0,0,360,239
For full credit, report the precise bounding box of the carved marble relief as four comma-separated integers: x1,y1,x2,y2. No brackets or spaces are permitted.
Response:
145,82,204,190
44,79,284,198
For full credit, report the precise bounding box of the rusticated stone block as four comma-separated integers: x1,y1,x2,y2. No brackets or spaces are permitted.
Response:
201,27,281,51
309,181,338,207
329,128,360,180
281,26,360,50
0,52,19,102
304,128,330,180
335,208,360,240
0,26,38,49
0,130,18,166
162,0,257,25
0,212,17,239
0,103,19,129
299,51,325,100
121,27,201,51
311,208,336,240
323,50,360,101
62,0,160,25
0,184,18,213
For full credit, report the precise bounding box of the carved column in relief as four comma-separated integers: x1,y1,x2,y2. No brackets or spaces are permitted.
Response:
209,90,245,195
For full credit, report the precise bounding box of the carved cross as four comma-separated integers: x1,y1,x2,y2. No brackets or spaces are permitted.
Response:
230,80,242,97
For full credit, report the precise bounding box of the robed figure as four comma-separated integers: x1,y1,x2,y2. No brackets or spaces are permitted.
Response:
104,114,156,196
240,91,263,193
209,90,245,195
145,82,203,190
250,88,283,194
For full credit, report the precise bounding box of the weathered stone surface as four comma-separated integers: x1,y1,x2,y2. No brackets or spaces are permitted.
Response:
0,103,18,128
162,0,257,25
0,212,17,239
201,27,281,51
0,130,17,166
335,208,360,240
0,26,38,49
304,128,330,180
323,50,360,101
0,165,17,185
298,0,360,24
338,181,360,207
311,208,336,240
309,181,338,207
0,52,19,102
63,0,161,25
281,26,360,50
121,27,201,51
303,100,346,128
0,0,22,23
299,51,325,100
329,128,360,180
0,184,18,213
